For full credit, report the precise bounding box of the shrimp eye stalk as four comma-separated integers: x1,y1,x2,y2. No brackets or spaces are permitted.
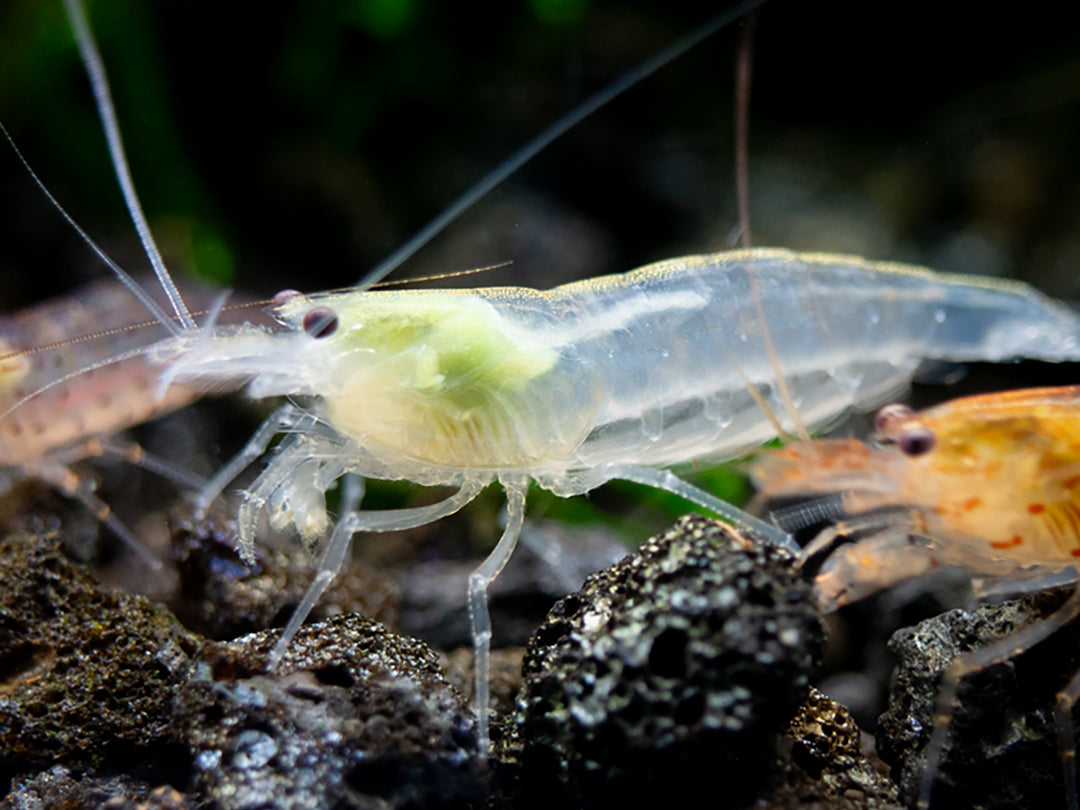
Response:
874,402,915,435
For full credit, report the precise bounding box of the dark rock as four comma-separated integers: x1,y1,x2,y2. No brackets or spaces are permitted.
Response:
0,533,199,783
170,515,400,641
1,767,194,810
763,687,902,809
515,513,823,808
877,585,1080,809
177,613,483,809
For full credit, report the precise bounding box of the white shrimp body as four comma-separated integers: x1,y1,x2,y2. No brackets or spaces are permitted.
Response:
159,246,1080,519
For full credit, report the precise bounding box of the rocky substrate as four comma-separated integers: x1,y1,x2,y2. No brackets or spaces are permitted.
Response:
5,512,1073,809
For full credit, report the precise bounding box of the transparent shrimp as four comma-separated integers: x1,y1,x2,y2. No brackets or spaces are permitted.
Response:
151,247,1080,750
751,387,1080,809
38,1,1080,758
0,278,212,570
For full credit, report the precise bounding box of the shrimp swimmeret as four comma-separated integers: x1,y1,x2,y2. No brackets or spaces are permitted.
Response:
751,387,1080,809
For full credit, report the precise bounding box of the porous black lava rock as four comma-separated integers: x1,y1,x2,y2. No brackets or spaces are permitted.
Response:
877,585,1080,809
176,613,483,810
763,687,901,809
170,515,400,641
514,514,823,809
0,533,199,785
1,766,195,810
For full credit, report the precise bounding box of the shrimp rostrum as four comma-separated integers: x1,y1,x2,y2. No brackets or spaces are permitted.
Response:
753,386,1080,809
153,248,1080,747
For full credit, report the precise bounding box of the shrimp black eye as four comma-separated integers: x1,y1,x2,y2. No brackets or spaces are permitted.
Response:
874,403,914,434
302,307,339,338
897,426,936,456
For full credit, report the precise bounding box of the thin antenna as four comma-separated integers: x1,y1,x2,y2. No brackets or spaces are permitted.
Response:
733,12,811,442
0,121,181,337
734,12,757,249
372,261,513,289
360,0,770,290
0,342,163,423
61,0,197,332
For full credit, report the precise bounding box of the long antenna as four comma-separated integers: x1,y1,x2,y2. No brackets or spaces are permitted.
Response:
61,0,197,332
0,122,181,337
360,0,770,290
733,12,811,442
734,12,757,250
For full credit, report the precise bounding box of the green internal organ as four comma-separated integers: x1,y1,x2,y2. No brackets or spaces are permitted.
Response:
313,293,567,468
347,296,557,402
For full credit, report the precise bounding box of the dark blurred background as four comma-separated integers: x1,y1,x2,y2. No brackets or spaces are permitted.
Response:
1,0,1078,310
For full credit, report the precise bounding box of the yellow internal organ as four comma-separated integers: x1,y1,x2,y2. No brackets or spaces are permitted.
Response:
321,295,577,468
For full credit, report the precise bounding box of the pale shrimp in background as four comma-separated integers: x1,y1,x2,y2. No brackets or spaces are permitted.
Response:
7,0,1080,759
752,388,1080,808
0,278,214,572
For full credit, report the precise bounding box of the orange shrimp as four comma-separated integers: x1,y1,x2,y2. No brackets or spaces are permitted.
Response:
751,386,1080,809
754,386,1080,609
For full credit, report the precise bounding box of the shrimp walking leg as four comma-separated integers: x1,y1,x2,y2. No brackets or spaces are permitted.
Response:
562,462,797,551
810,529,944,610
468,478,528,757
917,581,1080,810
194,403,311,520
90,436,207,491
266,479,487,670
237,436,348,556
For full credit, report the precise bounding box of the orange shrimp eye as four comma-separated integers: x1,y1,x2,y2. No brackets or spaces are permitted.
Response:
874,402,914,435
302,307,339,339
897,425,936,457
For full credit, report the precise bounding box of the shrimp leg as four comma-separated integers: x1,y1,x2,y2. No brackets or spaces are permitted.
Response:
194,403,312,521
550,462,796,551
1057,667,1080,810
90,436,207,491
266,478,487,671
23,454,164,573
468,476,528,756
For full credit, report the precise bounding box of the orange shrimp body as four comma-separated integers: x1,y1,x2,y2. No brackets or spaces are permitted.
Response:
752,386,1080,609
